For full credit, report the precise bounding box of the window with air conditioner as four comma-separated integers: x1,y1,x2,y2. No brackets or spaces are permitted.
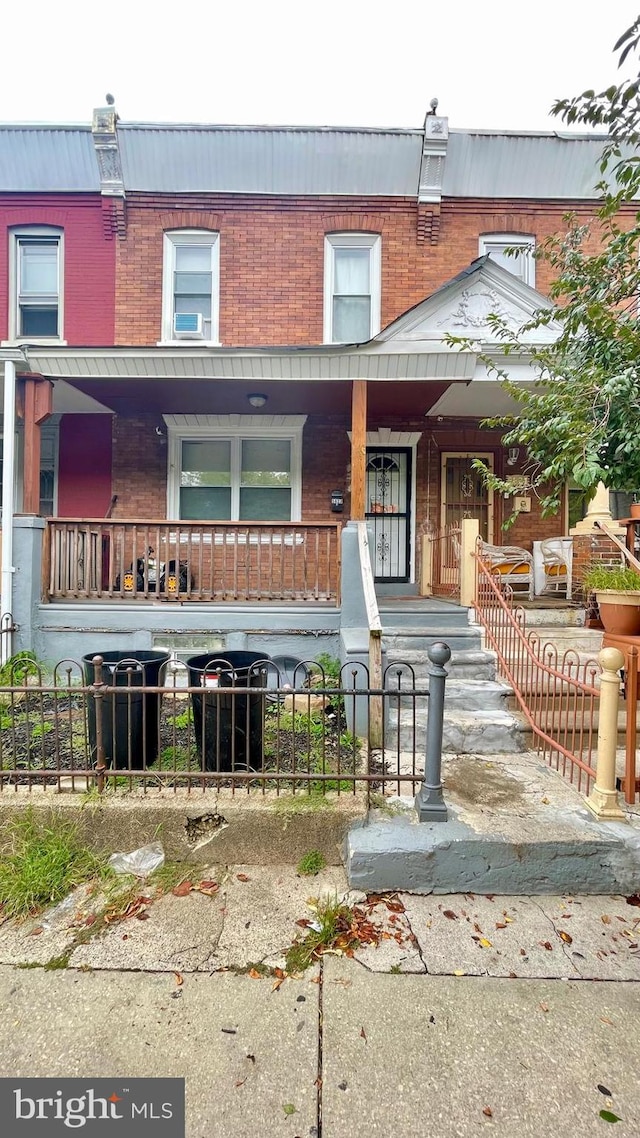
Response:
9,227,63,341
161,230,220,344
323,233,381,343
479,233,536,286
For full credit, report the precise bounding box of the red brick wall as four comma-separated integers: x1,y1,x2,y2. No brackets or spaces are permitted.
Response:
114,194,615,346
57,414,113,517
0,195,115,344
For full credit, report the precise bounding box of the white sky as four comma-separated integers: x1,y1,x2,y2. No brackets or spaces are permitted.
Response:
2,0,639,131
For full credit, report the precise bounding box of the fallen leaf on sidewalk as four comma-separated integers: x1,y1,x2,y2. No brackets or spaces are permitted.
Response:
248,968,262,979
29,927,44,936
360,1027,367,1042
272,977,285,992
599,1110,622,1123
479,938,493,949
539,1002,549,1013
282,1103,297,1117
558,931,573,945
482,1107,493,1118
172,881,193,897
600,1017,615,1026
601,915,612,924
237,873,250,882
539,941,553,951
196,880,219,896
174,972,183,986
443,910,457,920
597,1085,613,1097
625,895,640,907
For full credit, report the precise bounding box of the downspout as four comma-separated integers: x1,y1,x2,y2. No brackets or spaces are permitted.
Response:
1,359,16,662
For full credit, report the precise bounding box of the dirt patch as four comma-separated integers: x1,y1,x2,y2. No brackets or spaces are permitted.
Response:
444,755,526,809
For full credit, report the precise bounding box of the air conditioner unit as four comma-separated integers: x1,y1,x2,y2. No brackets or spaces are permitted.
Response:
173,312,204,338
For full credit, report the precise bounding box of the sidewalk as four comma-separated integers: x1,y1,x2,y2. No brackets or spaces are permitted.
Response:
1,865,640,1135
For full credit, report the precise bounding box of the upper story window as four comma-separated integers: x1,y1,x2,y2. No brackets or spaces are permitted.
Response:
324,233,381,343
161,230,220,344
10,227,63,340
479,234,536,287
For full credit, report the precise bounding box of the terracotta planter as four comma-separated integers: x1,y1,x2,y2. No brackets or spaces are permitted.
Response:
630,503,640,519
595,590,640,636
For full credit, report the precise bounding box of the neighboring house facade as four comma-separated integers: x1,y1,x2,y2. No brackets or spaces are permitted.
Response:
0,107,621,661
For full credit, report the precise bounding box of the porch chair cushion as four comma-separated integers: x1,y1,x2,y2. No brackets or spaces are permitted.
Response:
479,540,534,599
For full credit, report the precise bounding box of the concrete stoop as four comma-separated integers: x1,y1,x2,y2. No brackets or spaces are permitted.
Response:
345,806,640,896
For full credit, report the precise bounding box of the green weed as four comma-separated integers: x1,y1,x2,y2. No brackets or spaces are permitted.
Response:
285,894,354,974
296,850,327,876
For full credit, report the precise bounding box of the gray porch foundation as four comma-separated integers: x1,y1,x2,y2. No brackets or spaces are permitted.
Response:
344,806,640,895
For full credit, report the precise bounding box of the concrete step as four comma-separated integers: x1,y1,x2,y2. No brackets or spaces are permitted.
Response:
386,647,497,681
388,705,528,754
344,805,640,895
379,608,472,633
384,677,511,712
383,628,482,653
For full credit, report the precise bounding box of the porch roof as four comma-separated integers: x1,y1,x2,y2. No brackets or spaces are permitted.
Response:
20,344,476,383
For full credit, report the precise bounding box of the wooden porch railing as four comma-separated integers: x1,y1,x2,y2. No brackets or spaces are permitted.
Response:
44,519,341,604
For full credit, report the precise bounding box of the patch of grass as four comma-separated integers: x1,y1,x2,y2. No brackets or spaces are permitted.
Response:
148,860,193,895
285,894,354,974
157,745,200,771
389,963,402,974
0,809,108,918
297,850,326,876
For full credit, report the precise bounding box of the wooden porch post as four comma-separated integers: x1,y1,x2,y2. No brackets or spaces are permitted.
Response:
350,379,367,520
19,374,53,515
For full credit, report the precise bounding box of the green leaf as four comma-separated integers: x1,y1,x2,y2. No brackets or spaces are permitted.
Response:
599,1109,622,1123
282,1103,298,1117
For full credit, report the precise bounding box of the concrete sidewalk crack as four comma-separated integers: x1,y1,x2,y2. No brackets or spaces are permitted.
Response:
402,907,429,973
530,899,581,975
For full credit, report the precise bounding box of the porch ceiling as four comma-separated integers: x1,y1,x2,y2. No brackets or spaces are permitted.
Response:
52,377,457,417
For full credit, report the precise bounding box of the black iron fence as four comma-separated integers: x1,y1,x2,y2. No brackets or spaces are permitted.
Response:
0,653,444,803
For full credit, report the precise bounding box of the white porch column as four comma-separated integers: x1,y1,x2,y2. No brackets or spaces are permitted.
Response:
570,482,624,535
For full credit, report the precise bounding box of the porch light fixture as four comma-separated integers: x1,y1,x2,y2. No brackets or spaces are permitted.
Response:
506,447,520,466
248,393,267,408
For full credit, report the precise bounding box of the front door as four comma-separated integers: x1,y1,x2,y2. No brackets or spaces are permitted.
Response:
441,452,494,540
365,448,411,581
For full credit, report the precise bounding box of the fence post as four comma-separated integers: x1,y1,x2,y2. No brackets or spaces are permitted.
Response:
415,641,451,822
91,654,108,794
420,534,433,596
585,646,626,822
459,517,480,609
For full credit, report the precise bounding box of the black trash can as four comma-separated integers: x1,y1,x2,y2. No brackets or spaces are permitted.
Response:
187,651,271,772
83,650,171,770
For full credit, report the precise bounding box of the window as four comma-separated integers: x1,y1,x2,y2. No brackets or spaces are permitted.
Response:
165,416,306,521
161,230,220,343
324,233,381,343
10,228,63,340
479,234,535,287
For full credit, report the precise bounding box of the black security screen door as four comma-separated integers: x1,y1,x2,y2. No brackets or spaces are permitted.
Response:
365,448,411,582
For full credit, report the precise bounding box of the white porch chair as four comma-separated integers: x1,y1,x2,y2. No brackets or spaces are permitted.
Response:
533,538,573,601
479,539,534,599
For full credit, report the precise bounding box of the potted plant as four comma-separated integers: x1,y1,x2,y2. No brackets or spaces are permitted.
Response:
582,563,640,636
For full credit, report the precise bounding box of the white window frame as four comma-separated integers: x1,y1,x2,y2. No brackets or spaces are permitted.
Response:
323,233,381,344
164,414,306,521
479,233,536,287
160,230,220,345
5,226,65,345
